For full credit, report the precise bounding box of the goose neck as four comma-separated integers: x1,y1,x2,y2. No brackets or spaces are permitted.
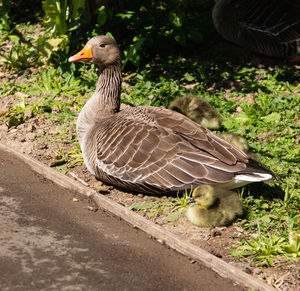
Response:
76,61,122,146
95,61,122,114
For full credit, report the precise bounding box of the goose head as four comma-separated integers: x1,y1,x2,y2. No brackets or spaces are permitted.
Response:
68,35,121,69
188,185,217,209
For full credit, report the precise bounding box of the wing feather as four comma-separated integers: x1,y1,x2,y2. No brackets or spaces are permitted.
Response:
94,106,254,191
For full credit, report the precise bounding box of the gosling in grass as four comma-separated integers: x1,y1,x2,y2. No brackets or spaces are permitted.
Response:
219,133,249,153
219,133,260,161
186,185,243,227
169,95,221,129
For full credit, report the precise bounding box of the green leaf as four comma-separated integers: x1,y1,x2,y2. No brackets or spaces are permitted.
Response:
261,112,281,123
7,115,23,127
222,112,250,130
49,158,67,167
165,208,185,222
97,5,107,27
184,73,195,82
128,202,158,210
123,36,145,68
57,164,68,174
8,35,20,44
116,11,134,20
169,11,184,28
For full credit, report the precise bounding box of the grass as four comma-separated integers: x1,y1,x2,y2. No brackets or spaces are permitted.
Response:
0,22,299,269
128,188,192,222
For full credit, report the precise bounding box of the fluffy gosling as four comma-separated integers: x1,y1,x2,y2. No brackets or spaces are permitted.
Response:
186,185,243,227
169,95,221,129
219,133,260,161
219,133,249,153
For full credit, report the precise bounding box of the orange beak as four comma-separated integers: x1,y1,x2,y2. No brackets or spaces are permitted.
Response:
68,45,93,62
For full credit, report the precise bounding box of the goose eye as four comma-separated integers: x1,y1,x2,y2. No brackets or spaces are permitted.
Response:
99,43,106,48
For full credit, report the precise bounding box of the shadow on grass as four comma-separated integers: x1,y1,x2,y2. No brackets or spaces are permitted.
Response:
243,182,285,201
134,39,299,99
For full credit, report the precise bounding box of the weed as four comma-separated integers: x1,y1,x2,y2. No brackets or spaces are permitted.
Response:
0,34,38,70
50,143,83,168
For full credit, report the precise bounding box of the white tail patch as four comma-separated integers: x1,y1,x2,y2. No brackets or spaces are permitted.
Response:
215,173,273,190
235,173,273,182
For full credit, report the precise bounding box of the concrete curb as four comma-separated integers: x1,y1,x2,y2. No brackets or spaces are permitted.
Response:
0,142,275,291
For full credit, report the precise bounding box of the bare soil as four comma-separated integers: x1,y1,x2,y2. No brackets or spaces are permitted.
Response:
0,85,299,290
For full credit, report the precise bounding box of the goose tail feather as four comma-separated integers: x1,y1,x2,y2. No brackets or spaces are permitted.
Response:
236,157,279,182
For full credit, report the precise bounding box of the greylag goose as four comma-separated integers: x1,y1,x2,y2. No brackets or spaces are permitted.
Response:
68,35,278,194
212,0,300,60
186,185,243,227
168,95,221,130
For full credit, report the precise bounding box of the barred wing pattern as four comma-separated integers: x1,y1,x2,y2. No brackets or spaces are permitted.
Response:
95,107,266,193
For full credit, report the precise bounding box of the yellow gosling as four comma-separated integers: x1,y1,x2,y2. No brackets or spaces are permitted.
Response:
219,133,260,161
169,95,221,129
186,185,243,227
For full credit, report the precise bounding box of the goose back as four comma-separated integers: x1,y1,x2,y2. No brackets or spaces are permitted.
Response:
84,105,275,193
213,0,300,58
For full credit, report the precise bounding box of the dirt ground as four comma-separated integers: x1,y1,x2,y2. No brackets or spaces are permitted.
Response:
0,86,299,290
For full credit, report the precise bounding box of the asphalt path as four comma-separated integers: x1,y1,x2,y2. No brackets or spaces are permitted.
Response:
0,149,245,291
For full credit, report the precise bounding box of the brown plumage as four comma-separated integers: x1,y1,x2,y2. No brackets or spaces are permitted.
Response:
69,35,278,194
213,0,300,60
168,95,221,130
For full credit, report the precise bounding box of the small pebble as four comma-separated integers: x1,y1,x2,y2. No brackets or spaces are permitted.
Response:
250,233,259,240
203,234,211,241
15,92,29,98
52,105,60,113
244,267,253,274
26,132,36,141
26,124,36,132
37,142,48,150
156,239,164,245
209,250,222,258
253,268,263,275
24,109,33,119
216,227,226,231
235,227,244,233
211,230,222,237
36,129,45,135
49,129,57,135
17,123,26,130
72,198,79,202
